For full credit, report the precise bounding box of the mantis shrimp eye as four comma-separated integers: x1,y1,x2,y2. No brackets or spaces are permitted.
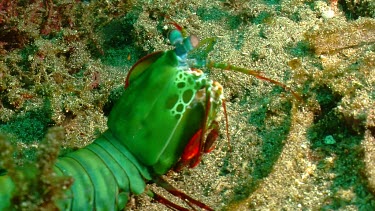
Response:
169,29,183,45
189,34,199,48
169,29,199,51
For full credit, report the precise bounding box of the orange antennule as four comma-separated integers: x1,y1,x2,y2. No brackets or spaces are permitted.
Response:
207,61,302,101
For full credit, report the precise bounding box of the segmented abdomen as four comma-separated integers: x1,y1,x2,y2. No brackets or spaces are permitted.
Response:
54,131,152,210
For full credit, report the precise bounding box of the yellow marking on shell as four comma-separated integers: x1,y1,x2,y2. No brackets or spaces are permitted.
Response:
189,69,204,76
194,89,206,103
211,81,224,103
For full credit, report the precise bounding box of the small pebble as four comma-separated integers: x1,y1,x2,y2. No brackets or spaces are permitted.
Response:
324,135,336,145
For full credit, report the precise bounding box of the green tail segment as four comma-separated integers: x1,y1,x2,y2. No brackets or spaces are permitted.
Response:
53,131,152,210
0,173,15,210
0,131,153,211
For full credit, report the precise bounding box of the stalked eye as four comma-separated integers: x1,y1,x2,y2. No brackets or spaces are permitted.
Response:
189,35,199,48
169,29,183,45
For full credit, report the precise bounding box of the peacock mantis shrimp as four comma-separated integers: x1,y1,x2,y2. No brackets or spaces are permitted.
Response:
0,22,299,210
